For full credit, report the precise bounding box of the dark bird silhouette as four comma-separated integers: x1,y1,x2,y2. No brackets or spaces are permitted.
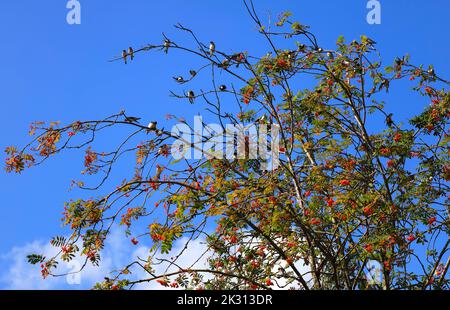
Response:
128,47,134,61
379,78,390,93
187,90,195,104
366,38,376,45
122,50,127,64
219,85,227,91
209,41,215,56
219,58,230,69
297,44,306,52
173,76,185,83
385,113,394,128
147,121,157,131
163,39,170,54
124,116,141,123
394,57,404,71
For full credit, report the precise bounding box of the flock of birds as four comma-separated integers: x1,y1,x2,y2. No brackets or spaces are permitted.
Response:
117,37,420,136
117,40,228,133
120,40,222,104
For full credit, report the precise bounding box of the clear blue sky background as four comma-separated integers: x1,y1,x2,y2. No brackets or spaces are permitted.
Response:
0,0,449,289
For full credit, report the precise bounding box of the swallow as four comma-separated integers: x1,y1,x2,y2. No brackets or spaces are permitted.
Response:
327,51,334,59
173,76,185,83
209,41,215,56
154,165,164,180
379,78,390,93
122,50,128,64
230,53,240,61
351,40,360,47
366,38,376,45
164,39,170,54
147,121,157,131
297,44,306,52
230,53,245,67
395,57,404,70
187,90,195,104
316,47,323,53
428,68,435,76
219,58,230,69
124,116,141,123
189,70,197,77
128,47,134,61
219,85,227,91
385,113,394,128
157,145,167,155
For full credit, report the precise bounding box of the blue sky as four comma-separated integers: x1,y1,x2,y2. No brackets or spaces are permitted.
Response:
0,0,449,289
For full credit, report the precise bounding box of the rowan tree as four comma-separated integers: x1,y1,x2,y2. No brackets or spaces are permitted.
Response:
6,1,450,290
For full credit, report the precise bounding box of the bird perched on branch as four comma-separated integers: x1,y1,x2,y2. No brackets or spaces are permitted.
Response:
124,115,141,123
394,57,404,71
128,47,134,61
122,50,128,64
219,58,230,69
385,113,394,128
219,85,227,91
365,37,376,46
297,44,306,52
163,39,171,54
209,41,215,56
173,76,185,83
230,53,245,67
147,121,157,132
379,78,390,93
189,70,197,77
154,165,164,180
187,90,195,104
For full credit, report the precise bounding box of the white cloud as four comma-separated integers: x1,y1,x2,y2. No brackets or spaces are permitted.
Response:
0,238,114,289
0,240,60,289
0,228,209,290
1,227,310,290
131,237,210,289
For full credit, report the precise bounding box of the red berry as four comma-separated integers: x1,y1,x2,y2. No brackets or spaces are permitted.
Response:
364,244,373,253
310,218,321,225
339,179,350,186
406,234,416,242
427,217,437,225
